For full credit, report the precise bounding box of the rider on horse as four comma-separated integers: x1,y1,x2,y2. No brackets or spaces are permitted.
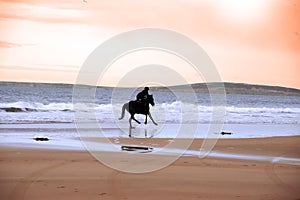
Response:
136,87,150,103
119,86,157,128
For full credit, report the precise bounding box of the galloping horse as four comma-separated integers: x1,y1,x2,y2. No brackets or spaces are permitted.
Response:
119,95,158,128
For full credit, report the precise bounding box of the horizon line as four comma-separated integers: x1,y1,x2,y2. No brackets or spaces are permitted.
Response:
1,80,299,91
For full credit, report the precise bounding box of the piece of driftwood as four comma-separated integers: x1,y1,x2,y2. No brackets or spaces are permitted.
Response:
121,145,153,151
220,131,232,135
33,137,49,141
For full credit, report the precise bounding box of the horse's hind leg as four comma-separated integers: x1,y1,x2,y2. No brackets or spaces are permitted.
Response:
129,117,133,128
129,126,132,137
131,114,141,125
144,114,148,124
129,117,135,129
129,114,140,128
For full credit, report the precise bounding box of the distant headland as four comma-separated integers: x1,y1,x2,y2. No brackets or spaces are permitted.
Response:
1,81,299,96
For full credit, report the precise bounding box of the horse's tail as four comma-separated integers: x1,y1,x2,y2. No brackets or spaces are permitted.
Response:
119,103,128,120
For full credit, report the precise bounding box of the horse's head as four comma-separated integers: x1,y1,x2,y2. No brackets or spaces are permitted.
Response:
148,95,155,106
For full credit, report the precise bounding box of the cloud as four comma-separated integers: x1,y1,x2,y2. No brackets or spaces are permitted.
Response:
0,41,34,48
0,0,88,24
0,64,78,84
0,64,78,72
0,0,83,9
0,41,21,48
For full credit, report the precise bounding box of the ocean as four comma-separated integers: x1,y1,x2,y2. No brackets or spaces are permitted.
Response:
0,82,300,142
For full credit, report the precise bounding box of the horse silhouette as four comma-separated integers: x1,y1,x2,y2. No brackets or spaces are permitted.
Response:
119,95,158,128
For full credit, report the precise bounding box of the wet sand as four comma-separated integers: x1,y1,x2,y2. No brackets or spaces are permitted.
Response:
1,136,300,200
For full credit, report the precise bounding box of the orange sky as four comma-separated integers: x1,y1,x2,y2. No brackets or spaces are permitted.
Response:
0,0,299,88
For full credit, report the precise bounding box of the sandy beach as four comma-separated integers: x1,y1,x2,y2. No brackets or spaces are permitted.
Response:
1,136,300,200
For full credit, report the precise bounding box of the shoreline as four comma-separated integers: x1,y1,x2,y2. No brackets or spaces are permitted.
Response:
2,136,300,167
1,123,300,139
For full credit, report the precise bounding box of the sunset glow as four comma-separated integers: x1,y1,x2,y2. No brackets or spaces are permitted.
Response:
0,0,299,88
217,0,271,22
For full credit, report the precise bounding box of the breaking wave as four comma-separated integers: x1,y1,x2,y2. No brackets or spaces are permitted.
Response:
0,101,299,124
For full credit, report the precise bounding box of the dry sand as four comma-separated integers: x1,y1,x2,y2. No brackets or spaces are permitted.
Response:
1,136,300,200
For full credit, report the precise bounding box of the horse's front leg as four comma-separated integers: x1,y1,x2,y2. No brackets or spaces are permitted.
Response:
148,111,158,126
144,114,148,124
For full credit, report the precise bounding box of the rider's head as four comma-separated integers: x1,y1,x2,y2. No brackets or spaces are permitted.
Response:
144,87,149,91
